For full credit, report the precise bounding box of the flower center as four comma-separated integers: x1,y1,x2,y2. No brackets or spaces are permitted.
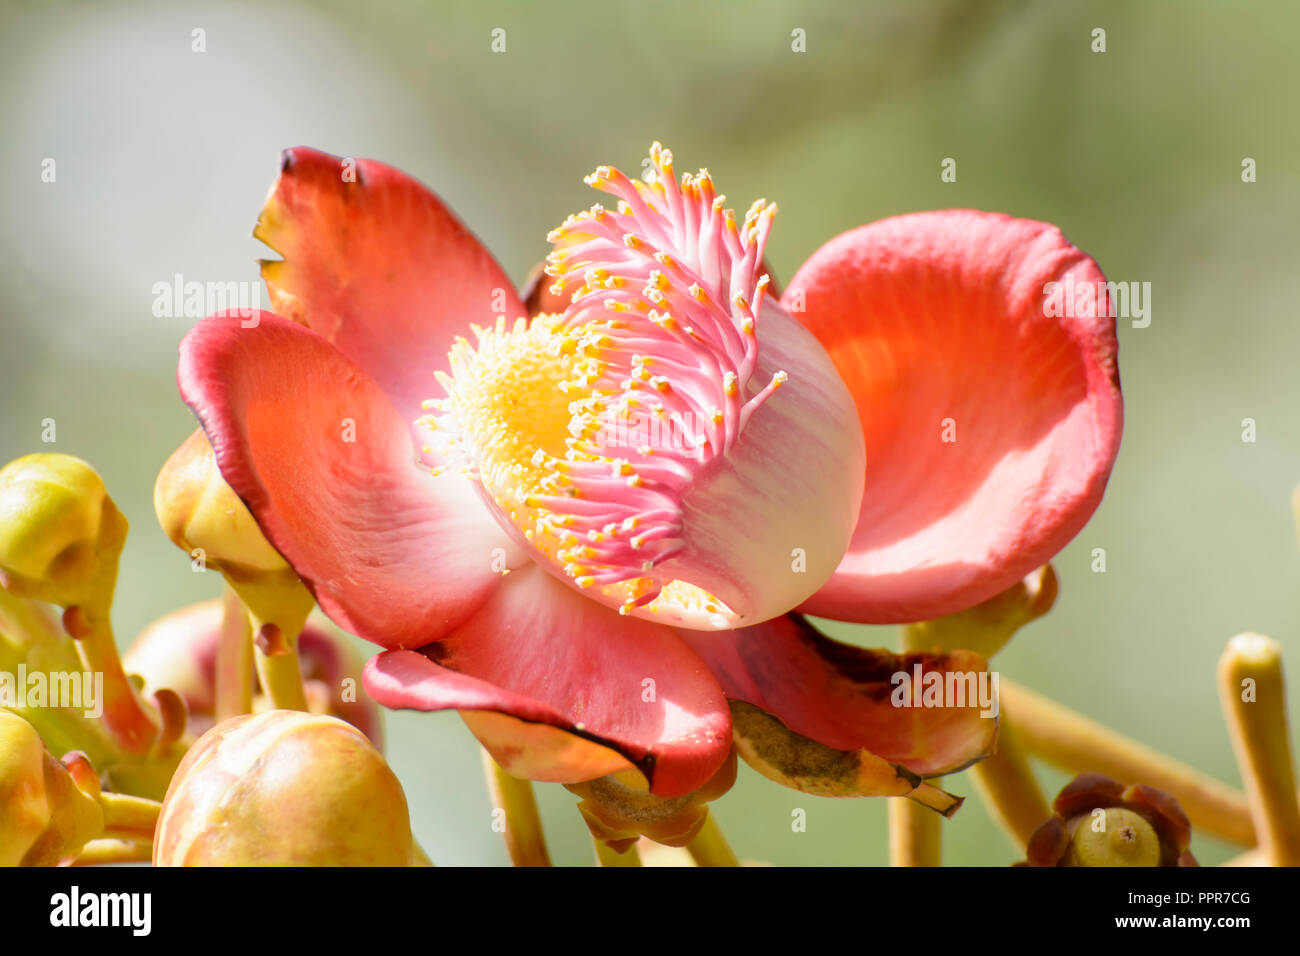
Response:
422,143,788,622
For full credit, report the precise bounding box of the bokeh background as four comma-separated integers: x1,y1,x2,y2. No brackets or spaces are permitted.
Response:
2,0,1298,865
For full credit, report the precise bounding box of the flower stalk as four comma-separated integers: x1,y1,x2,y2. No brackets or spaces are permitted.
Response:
888,797,942,866
685,811,739,867
71,838,153,866
98,790,162,843
481,750,551,867
1002,679,1253,845
61,606,157,755
969,723,1051,852
1217,633,1300,866
215,584,254,721
593,836,641,867
889,624,945,866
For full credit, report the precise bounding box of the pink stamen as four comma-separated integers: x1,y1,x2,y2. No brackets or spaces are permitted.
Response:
538,143,788,608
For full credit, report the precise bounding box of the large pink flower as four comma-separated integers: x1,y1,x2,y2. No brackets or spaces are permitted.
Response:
175,145,1121,798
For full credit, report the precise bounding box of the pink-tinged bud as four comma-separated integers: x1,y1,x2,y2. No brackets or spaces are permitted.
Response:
124,599,381,745
0,713,104,866
154,711,415,866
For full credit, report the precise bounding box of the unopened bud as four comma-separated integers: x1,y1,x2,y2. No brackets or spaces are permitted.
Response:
0,712,104,865
0,454,127,610
154,429,287,575
155,711,415,866
125,599,381,744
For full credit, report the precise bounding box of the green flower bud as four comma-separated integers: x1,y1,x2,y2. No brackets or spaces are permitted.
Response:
154,429,287,576
0,712,104,866
0,454,126,611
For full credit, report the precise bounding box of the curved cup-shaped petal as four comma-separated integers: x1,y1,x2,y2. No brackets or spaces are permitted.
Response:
786,211,1122,623
677,613,996,778
177,311,511,650
363,564,732,797
256,146,525,453
728,701,962,814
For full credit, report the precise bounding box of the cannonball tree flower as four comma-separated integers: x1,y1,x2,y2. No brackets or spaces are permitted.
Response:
172,144,1121,802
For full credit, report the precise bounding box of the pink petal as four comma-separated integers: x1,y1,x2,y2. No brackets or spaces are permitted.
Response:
363,564,732,797
785,210,1122,623
178,310,509,650
677,614,996,777
255,146,525,460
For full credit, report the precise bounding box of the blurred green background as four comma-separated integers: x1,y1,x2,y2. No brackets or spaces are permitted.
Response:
2,0,1298,865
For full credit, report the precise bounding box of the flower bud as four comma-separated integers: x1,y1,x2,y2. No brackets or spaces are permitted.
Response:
155,431,314,711
0,711,49,865
1022,772,1197,867
0,454,127,610
0,713,104,865
155,711,415,866
124,599,381,745
154,430,287,576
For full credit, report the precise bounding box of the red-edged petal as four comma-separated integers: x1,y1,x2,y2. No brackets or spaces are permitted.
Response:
255,146,525,457
363,564,732,797
785,210,1122,623
178,310,508,650
677,614,995,776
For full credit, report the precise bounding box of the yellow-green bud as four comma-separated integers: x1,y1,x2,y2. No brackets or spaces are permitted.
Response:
0,712,104,865
155,711,417,866
0,454,127,610
154,429,288,575
0,711,49,864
